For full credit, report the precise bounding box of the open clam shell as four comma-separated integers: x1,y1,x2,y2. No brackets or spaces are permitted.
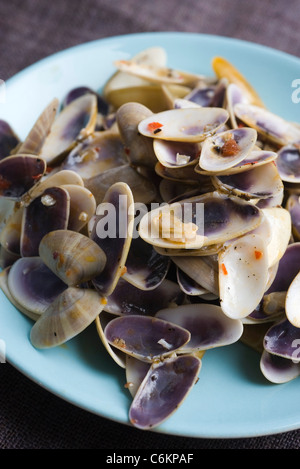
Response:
139,191,263,250
156,303,243,352
103,278,184,317
276,144,300,183
211,161,284,200
263,318,300,361
123,234,170,290
125,355,150,397
0,154,46,200
95,312,127,369
0,120,20,159
153,139,201,168
211,56,264,107
138,107,229,142
18,98,59,155
103,314,191,362
61,130,127,180
39,230,107,287
20,186,70,257
90,182,134,296
116,102,158,168
40,94,98,164
30,287,106,348
285,271,300,328
199,127,257,172
260,350,300,384
218,234,269,319
129,354,201,430
7,256,67,317
176,267,210,296
234,103,300,146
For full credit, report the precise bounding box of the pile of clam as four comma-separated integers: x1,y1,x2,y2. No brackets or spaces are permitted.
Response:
1,46,300,429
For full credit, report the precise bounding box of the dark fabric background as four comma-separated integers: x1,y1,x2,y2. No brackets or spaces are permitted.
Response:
1,0,300,450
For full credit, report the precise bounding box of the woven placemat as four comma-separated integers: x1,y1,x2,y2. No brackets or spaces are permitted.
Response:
1,0,300,449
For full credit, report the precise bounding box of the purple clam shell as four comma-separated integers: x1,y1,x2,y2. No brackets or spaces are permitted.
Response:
8,256,67,314
0,155,46,199
124,235,170,290
0,120,19,160
276,144,300,181
260,350,300,384
104,314,191,362
21,187,70,257
263,318,300,360
62,86,109,116
129,355,201,429
104,278,184,316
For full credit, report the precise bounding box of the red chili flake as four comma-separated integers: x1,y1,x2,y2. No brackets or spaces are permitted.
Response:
221,263,228,275
147,122,163,132
52,251,59,260
254,250,263,260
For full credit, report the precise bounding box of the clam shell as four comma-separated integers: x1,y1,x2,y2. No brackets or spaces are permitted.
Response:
276,144,300,183
30,287,106,348
39,230,107,286
40,94,98,164
61,130,127,180
285,271,300,328
176,267,209,296
0,120,20,159
263,318,300,361
125,355,150,397
155,303,243,352
199,127,257,172
171,255,219,296
61,184,96,232
286,194,300,240
103,278,184,317
260,350,300,384
129,354,201,430
0,154,46,200
104,314,191,362
20,186,70,257
138,108,229,142
18,98,59,155
153,139,201,168
7,256,66,317
139,191,263,250
90,182,134,296
234,103,300,146
95,312,127,369
218,234,269,319
211,161,284,200
211,56,264,107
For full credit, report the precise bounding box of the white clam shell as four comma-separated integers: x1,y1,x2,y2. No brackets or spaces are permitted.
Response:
218,234,269,319
286,271,300,328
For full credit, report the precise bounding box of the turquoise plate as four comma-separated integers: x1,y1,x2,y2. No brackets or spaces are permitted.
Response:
1,32,300,439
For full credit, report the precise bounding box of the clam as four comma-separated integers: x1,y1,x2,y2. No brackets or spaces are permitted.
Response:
116,102,158,168
176,267,210,296
39,94,98,164
61,130,128,180
171,255,219,296
211,161,284,200
153,139,201,168
211,56,264,107
17,98,59,155
198,127,257,172
285,271,300,328
234,103,300,146
138,107,229,142
0,120,20,159
125,355,150,397
103,314,191,362
61,86,109,116
129,354,201,430
286,194,300,240
103,278,184,317
218,234,269,319
155,303,243,352
260,350,300,384
95,312,127,369
276,144,300,183
39,230,107,286
90,182,134,296
263,318,300,361
0,154,46,200
7,256,67,318
139,191,263,250
61,184,96,232
20,186,70,257
30,287,106,348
